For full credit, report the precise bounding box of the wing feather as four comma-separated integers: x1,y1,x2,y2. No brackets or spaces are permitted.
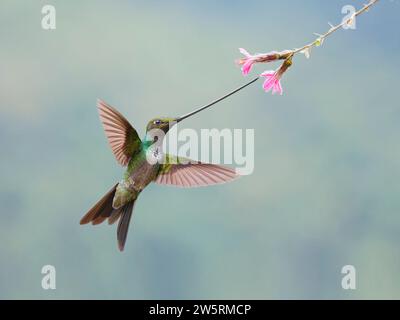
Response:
155,155,240,188
97,99,141,166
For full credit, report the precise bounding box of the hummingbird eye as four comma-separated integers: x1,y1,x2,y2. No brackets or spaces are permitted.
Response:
153,119,161,125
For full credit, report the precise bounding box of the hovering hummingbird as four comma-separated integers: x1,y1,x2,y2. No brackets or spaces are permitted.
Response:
80,79,258,251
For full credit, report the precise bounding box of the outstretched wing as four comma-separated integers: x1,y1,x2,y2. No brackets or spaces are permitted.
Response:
155,155,240,188
97,99,141,166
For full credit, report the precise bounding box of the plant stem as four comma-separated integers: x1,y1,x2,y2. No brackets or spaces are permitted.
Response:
293,0,380,54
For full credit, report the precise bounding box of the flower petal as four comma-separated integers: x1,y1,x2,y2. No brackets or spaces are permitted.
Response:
275,80,283,95
262,76,276,92
260,70,275,77
241,60,254,75
261,70,284,95
239,48,251,57
272,81,279,95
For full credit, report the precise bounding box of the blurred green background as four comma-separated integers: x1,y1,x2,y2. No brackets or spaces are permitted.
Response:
1,0,399,299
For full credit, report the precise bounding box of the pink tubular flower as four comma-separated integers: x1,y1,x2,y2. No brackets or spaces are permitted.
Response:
236,48,256,75
260,57,292,95
261,71,283,95
236,48,281,76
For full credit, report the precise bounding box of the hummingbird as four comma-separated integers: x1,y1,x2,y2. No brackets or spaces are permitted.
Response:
80,78,259,251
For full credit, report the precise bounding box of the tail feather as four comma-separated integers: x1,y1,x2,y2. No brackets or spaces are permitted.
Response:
117,201,135,251
80,184,118,225
80,184,137,251
108,209,122,225
92,215,109,225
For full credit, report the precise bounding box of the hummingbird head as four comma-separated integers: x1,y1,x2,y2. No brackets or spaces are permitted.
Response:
146,117,179,134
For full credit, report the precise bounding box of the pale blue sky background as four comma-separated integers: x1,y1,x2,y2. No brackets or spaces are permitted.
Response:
0,0,399,299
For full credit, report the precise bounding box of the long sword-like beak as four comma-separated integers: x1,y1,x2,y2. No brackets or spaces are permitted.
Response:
177,77,259,123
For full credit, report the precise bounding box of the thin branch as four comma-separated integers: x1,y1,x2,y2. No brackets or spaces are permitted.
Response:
293,0,380,54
